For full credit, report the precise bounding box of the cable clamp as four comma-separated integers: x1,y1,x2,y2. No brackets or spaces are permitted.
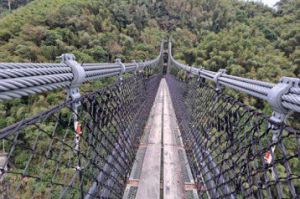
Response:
267,77,300,123
265,77,299,175
213,69,226,91
189,66,194,78
132,60,139,74
196,67,204,82
115,58,126,81
58,54,85,108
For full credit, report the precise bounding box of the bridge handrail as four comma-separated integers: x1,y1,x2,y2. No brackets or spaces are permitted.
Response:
0,43,164,102
168,41,300,119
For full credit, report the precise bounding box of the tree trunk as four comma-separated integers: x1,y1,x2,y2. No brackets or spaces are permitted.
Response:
8,0,11,11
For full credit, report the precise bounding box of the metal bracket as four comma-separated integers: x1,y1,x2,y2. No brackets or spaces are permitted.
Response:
189,66,194,79
267,77,300,123
197,67,204,82
58,54,85,108
213,69,226,91
115,58,126,81
132,60,139,74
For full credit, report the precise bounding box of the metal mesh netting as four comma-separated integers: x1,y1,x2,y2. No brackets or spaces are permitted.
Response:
0,73,161,198
166,75,299,199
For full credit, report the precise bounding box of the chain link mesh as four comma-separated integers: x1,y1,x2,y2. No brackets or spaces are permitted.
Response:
166,75,299,199
0,73,161,198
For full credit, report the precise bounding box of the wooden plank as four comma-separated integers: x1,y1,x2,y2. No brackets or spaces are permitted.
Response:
135,145,161,199
162,79,186,199
136,80,163,199
163,146,186,199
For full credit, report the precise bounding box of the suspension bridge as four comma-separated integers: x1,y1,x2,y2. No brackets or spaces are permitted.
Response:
0,40,299,199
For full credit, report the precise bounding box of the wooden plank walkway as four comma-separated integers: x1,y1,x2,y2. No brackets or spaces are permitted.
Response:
162,79,186,199
123,78,199,199
135,82,163,199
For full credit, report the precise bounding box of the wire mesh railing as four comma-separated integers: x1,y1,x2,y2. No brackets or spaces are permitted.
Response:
0,73,162,198
166,75,299,199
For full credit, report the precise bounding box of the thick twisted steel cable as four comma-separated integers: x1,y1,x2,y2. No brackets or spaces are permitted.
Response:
124,63,136,67
84,72,121,82
125,67,136,73
281,94,300,106
171,58,217,81
85,68,121,78
0,63,67,69
82,65,120,71
0,47,162,101
282,101,300,112
203,70,216,75
172,60,186,70
0,74,73,92
217,80,268,100
0,81,70,102
290,87,300,95
200,74,214,81
82,63,118,67
201,71,216,78
0,68,72,79
137,63,144,68
218,77,271,95
222,74,275,88
191,68,198,73
170,59,183,70
144,59,159,67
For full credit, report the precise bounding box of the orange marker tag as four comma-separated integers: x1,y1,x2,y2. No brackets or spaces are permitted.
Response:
264,146,275,165
74,122,82,135
264,151,272,164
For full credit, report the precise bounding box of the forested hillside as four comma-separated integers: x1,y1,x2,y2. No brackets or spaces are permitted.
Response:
0,0,298,74
0,0,299,128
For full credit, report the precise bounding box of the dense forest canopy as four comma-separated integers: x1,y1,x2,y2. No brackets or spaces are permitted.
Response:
0,0,298,75
0,0,299,127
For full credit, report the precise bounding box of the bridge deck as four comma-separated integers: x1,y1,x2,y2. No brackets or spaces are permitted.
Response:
123,79,199,199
